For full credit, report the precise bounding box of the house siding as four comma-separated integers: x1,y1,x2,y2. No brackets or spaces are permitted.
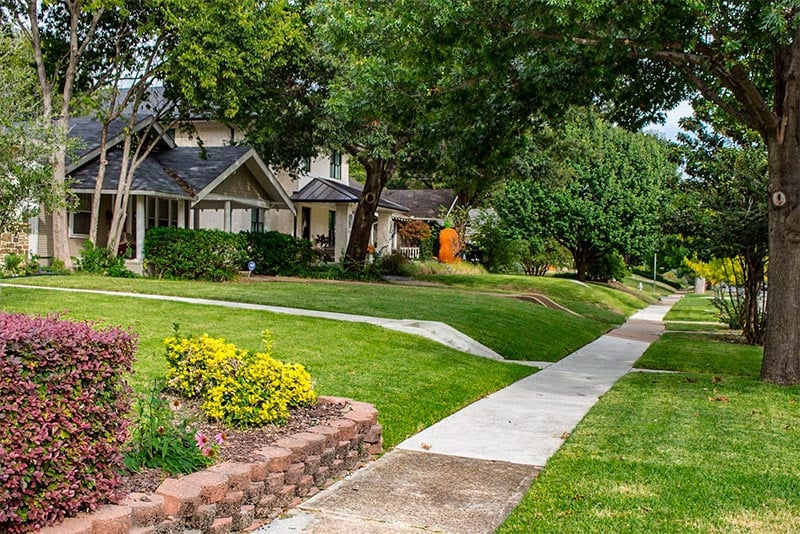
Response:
210,167,269,201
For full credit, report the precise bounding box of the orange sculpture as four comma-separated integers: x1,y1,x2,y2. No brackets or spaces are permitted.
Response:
438,222,460,263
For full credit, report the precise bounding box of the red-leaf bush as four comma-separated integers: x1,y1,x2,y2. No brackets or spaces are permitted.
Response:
0,312,137,533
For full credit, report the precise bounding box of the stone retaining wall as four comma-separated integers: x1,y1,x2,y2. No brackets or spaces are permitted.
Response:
41,397,383,534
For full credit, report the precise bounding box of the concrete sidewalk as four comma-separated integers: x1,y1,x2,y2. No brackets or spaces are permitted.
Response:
261,294,681,533
2,284,502,360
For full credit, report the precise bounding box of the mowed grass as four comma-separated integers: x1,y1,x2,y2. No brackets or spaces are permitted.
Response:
407,272,655,324
664,293,721,323
2,273,638,362
636,332,763,377
0,286,533,448
500,310,793,532
500,372,800,533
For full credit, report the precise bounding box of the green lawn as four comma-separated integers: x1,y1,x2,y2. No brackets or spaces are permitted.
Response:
0,285,533,447
2,273,646,362
500,316,794,532
663,293,721,322
500,372,800,533
636,332,763,377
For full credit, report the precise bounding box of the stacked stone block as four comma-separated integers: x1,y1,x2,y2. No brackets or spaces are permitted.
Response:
40,397,382,534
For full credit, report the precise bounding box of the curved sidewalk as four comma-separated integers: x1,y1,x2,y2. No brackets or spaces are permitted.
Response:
261,294,682,534
1,284,502,360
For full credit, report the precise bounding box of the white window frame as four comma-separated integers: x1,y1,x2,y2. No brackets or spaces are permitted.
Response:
69,193,92,238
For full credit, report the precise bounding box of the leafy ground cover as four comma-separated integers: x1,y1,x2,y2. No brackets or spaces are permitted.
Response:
2,273,649,361
0,285,533,447
500,312,793,533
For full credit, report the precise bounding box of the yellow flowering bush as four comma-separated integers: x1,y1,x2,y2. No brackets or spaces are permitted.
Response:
164,330,316,426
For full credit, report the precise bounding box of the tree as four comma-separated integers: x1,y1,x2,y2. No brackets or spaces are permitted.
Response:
496,109,677,282
435,0,800,383
670,104,769,344
2,0,118,269
0,33,64,233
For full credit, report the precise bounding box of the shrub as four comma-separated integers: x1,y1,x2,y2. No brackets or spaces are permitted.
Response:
242,231,316,276
376,252,418,277
124,381,219,475
398,220,431,246
144,227,247,281
587,251,628,282
2,253,25,276
164,330,316,426
0,312,136,533
75,241,133,277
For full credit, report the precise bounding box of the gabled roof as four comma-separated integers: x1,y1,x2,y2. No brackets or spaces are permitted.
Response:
67,115,176,171
382,189,457,220
67,118,295,214
292,178,409,212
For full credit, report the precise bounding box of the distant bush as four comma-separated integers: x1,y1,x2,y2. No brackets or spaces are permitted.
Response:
414,259,487,275
587,251,628,282
630,267,684,289
144,227,246,281
164,330,316,426
0,312,136,533
241,231,316,276
376,252,418,277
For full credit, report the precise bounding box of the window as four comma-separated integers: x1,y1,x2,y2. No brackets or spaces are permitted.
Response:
300,157,311,173
69,193,92,237
251,208,264,232
327,210,336,247
330,150,342,180
301,207,311,240
146,197,178,229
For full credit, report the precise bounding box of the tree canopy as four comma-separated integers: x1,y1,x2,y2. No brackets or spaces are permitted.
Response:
496,109,677,281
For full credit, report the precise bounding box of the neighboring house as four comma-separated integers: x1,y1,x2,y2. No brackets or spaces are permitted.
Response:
291,177,409,261
30,116,295,273
382,189,458,258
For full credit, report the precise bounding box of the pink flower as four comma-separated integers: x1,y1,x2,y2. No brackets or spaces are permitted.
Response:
214,432,227,445
202,446,217,458
194,431,209,449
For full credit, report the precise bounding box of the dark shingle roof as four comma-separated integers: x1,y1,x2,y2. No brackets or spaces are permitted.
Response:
382,189,457,219
70,145,251,197
68,115,159,162
292,178,409,212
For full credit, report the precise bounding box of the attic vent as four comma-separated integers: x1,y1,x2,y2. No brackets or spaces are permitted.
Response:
165,167,197,196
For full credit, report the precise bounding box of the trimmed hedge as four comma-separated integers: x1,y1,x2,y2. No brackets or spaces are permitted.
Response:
242,231,316,276
144,227,247,281
0,312,136,533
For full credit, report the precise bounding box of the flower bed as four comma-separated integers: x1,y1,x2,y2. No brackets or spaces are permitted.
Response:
41,396,383,534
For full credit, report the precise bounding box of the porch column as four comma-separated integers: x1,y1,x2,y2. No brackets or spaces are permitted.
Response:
193,208,200,229
28,215,39,257
177,200,186,229
224,201,232,232
135,196,145,260
335,204,349,262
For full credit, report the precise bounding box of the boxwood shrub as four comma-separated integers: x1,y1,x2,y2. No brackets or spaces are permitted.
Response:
241,231,316,276
144,227,247,281
0,312,136,533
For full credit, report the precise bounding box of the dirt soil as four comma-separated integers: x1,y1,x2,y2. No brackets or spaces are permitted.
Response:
122,400,348,494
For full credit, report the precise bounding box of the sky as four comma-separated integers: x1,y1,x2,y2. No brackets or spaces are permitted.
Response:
645,101,693,141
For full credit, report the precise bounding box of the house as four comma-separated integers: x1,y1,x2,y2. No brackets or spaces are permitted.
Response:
29,108,454,270
30,116,295,273
382,189,458,258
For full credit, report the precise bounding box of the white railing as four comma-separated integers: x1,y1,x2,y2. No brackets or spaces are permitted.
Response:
399,247,420,259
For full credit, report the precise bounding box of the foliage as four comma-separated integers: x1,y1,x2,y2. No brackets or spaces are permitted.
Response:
376,252,417,277
164,330,316,426
630,267,683,290
586,251,628,282
76,240,133,277
144,227,247,281
0,312,135,533
496,109,676,282
0,34,65,232
468,211,526,274
397,220,431,246
520,238,573,277
2,253,26,277
242,231,317,276
124,381,218,475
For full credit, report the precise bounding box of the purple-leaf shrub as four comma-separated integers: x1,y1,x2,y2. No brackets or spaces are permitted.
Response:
0,312,137,533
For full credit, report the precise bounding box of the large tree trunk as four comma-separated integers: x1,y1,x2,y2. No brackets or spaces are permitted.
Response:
343,157,396,271
761,132,800,383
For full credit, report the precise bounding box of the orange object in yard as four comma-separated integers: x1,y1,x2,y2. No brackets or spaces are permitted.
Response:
438,226,460,263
